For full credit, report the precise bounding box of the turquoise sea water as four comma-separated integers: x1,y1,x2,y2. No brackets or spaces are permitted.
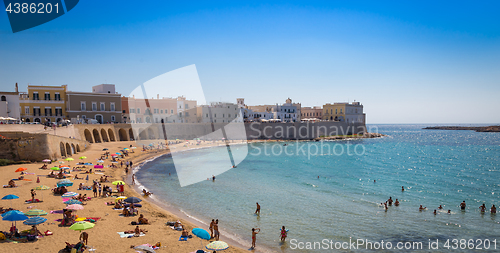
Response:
136,125,500,252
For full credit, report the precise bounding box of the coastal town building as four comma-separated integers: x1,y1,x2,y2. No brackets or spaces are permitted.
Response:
123,95,197,124
322,102,365,123
0,83,21,120
66,84,122,124
197,102,240,123
248,98,299,122
19,84,67,123
301,106,323,120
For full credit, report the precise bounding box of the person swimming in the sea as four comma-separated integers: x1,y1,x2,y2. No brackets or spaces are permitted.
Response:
438,205,443,209
419,205,426,211
491,205,497,214
394,199,400,206
479,203,486,213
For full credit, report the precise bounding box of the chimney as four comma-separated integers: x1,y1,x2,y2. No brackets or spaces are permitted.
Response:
15,83,18,92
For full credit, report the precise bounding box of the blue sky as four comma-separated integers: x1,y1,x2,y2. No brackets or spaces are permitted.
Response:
1,1,499,124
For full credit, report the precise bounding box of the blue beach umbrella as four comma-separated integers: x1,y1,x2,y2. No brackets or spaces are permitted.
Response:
2,210,24,217
23,216,47,225
57,179,73,187
2,211,28,221
61,192,78,198
2,194,19,207
64,199,83,205
192,228,211,240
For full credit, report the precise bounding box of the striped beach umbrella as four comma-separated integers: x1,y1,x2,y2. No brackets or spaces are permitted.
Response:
57,179,73,187
66,204,84,210
25,209,48,216
23,216,47,225
34,185,50,190
61,192,78,198
64,199,83,205
206,241,229,251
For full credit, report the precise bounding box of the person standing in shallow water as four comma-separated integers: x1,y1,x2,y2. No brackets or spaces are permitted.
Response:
460,201,466,210
401,186,404,191
213,219,220,241
491,205,496,214
251,227,260,249
209,219,215,239
255,202,260,215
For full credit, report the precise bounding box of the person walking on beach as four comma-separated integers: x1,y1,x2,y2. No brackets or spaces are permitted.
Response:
213,219,220,241
30,189,36,203
92,183,97,198
120,161,123,168
209,219,215,238
79,231,88,245
98,183,102,197
255,202,260,215
251,227,260,249
460,201,466,210
132,174,136,185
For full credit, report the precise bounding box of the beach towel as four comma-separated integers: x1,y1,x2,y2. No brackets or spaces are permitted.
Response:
179,236,188,241
117,232,145,238
25,199,42,204
50,210,64,214
85,217,101,222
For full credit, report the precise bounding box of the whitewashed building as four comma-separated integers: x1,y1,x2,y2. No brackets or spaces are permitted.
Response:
0,83,21,119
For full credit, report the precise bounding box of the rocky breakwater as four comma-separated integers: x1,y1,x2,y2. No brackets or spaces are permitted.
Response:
423,126,500,132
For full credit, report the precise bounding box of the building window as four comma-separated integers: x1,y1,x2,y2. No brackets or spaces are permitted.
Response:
33,92,39,100
81,102,86,111
171,109,173,114
185,104,189,109
24,106,29,114
54,93,61,101
44,92,50,100
154,108,158,114
100,102,105,111
137,108,140,114
185,112,189,117
111,115,116,121
340,109,343,114
110,102,115,111
335,109,337,114
206,114,209,117
160,110,163,114
1,96,5,101
55,108,62,116
33,108,40,116
45,107,52,116
92,102,97,111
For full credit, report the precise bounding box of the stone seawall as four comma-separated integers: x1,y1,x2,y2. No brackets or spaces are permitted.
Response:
0,132,88,162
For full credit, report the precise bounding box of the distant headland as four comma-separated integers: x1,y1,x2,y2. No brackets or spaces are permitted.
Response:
423,126,500,132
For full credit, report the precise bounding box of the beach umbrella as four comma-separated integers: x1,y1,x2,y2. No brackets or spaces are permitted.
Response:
131,147,137,149
2,211,28,221
96,160,104,163
25,209,48,216
84,163,93,165
65,158,74,161
192,228,211,240
79,156,87,160
111,154,118,157
123,148,129,150
2,210,25,218
57,180,73,187
134,245,155,253
34,185,50,190
15,167,27,172
66,204,84,210
115,152,122,155
42,159,51,163
123,197,142,204
50,166,61,171
23,216,47,225
2,194,19,208
61,192,78,198
69,221,95,232
111,161,118,163
115,196,127,202
112,181,125,185
61,167,71,170
64,199,83,205
206,241,229,251
33,185,50,201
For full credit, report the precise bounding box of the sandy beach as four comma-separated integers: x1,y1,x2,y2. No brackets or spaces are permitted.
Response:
0,140,250,253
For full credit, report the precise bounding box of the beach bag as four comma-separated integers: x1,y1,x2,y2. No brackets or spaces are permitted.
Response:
0,232,5,240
